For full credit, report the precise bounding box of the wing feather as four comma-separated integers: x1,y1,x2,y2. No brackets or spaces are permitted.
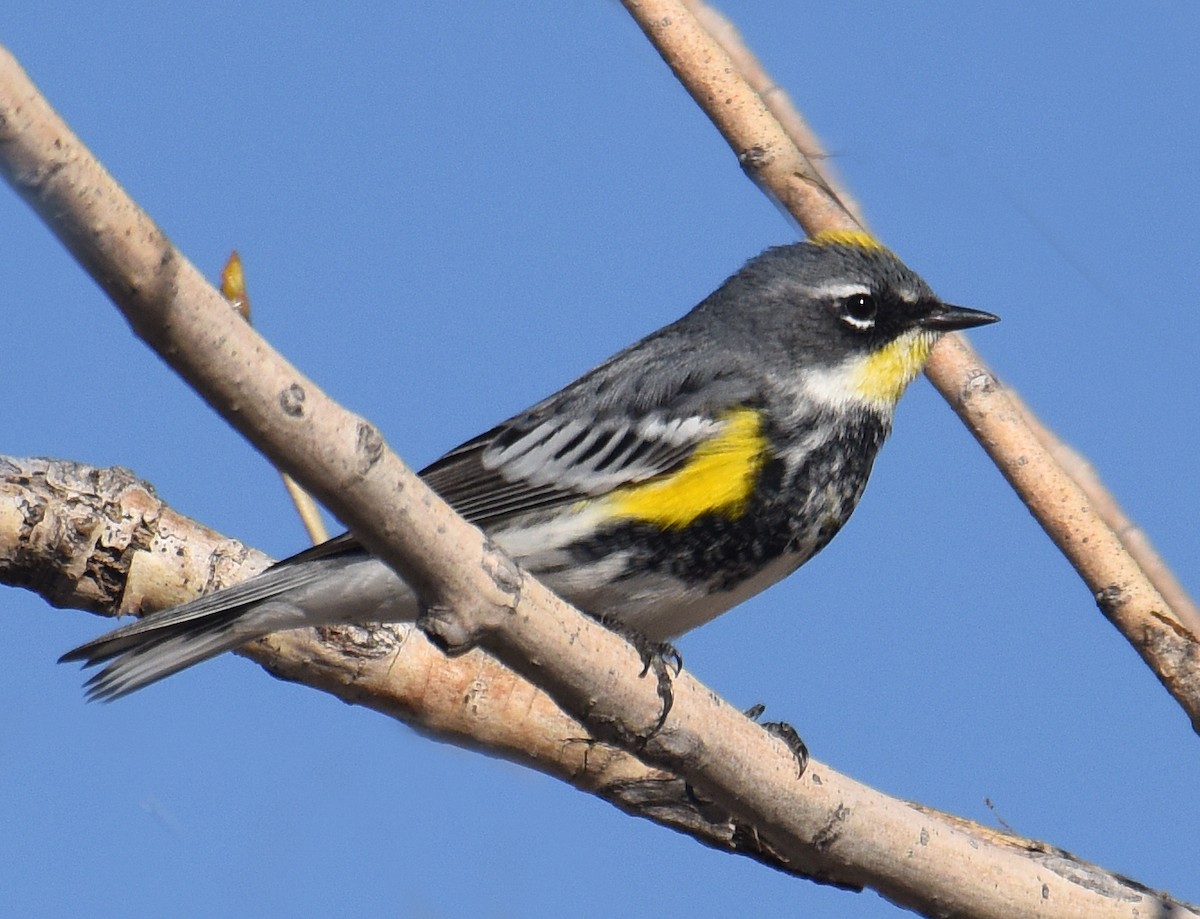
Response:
419,411,724,528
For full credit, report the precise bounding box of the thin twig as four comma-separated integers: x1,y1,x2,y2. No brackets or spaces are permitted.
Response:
220,251,330,545
278,475,329,544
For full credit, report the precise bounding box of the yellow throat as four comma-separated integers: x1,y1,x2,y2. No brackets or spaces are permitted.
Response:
851,329,938,408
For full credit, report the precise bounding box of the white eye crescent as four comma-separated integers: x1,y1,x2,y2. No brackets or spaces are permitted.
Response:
838,293,878,331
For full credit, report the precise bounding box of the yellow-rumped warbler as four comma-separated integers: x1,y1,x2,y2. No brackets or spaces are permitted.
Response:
63,231,997,699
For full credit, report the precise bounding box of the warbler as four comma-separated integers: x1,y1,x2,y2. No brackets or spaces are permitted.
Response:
63,231,997,700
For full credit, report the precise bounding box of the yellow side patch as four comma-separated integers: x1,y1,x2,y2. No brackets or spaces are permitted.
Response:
606,409,767,530
852,330,937,406
811,229,886,251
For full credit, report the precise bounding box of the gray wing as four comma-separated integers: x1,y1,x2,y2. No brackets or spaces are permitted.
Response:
421,317,761,527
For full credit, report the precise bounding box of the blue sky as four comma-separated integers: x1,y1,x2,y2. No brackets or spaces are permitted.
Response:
4,4,1198,917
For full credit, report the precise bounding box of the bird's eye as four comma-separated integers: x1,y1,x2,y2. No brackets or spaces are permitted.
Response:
837,293,878,331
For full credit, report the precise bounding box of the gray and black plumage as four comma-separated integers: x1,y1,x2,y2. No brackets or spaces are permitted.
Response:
61,234,997,700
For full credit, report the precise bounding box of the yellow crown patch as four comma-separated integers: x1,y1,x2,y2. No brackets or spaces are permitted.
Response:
811,229,886,252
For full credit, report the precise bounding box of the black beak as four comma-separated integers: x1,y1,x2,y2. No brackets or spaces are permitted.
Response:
919,302,1000,332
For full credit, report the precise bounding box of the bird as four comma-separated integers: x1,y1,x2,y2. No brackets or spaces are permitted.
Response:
62,230,998,700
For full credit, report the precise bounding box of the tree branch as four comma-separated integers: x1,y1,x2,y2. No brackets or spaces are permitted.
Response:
0,456,767,866
5,454,1191,918
622,0,1200,730
683,0,1200,639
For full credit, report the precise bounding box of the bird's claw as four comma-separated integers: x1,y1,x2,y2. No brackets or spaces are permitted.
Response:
746,703,808,778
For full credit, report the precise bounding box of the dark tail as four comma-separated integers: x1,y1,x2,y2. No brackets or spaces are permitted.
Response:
60,558,335,700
